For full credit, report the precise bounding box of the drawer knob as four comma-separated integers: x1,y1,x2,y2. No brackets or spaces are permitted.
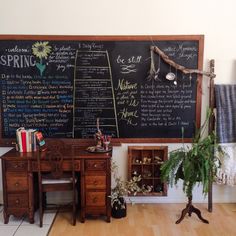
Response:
15,182,19,187
14,164,19,168
93,181,98,185
15,199,20,205
93,164,97,168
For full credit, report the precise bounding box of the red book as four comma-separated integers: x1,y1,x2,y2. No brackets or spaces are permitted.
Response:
21,131,27,152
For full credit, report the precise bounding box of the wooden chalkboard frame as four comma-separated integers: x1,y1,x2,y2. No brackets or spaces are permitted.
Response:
0,35,204,146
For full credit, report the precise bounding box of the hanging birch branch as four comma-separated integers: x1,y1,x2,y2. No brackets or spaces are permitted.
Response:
150,46,216,79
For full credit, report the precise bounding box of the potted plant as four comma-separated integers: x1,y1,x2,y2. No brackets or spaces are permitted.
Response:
110,160,152,218
160,109,225,224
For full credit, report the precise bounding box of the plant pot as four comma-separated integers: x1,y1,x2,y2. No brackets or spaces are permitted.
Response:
111,198,127,218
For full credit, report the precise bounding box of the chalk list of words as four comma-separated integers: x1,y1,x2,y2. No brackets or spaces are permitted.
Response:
1,73,73,137
74,49,118,138
115,54,141,127
0,42,75,138
140,83,195,128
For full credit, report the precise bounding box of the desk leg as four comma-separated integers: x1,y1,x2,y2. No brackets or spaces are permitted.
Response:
80,163,85,223
106,200,111,223
28,172,35,224
29,213,34,224
80,210,85,223
106,216,111,223
3,210,9,224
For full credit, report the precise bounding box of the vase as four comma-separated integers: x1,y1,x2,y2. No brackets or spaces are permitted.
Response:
111,198,127,218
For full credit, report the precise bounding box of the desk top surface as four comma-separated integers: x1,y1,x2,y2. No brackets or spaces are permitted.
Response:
0,146,112,160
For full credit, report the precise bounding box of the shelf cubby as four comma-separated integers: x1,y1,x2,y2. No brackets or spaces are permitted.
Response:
128,146,168,196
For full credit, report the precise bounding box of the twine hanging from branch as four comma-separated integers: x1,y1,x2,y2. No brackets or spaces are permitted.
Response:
150,45,216,79
146,50,158,81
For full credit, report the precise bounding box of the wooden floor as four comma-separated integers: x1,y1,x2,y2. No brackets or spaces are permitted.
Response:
48,203,236,236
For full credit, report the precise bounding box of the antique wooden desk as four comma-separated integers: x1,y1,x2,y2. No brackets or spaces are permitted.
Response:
0,146,111,223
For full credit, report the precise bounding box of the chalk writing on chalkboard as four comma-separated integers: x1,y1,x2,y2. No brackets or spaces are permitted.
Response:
0,36,203,141
74,50,119,138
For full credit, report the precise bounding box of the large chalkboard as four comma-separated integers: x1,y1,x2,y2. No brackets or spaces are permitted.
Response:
0,35,204,143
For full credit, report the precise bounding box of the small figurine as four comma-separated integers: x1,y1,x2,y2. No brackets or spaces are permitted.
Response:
143,157,152,164
154,156,163,164
143,157,148,164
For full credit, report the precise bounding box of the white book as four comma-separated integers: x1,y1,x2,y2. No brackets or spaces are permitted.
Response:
16,127,25,152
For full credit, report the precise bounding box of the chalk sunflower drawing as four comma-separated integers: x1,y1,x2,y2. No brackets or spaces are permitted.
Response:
32,41,52,76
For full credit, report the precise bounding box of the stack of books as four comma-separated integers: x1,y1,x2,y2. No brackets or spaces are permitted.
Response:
16,127,38,152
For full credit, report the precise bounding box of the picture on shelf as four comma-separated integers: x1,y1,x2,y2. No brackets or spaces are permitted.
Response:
35,131,45,146
35,131,46,151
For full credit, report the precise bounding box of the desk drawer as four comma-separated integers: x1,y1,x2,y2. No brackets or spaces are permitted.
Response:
8,193,28,208
31,160,80,172
6,173,28,191
85,175,106,189
5,160,28,172
86,192,106,206
85,160,106,171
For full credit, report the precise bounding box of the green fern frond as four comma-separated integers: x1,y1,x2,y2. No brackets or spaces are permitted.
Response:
160,108,225,199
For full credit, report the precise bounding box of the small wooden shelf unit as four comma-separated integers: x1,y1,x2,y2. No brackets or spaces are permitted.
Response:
128,146,168,196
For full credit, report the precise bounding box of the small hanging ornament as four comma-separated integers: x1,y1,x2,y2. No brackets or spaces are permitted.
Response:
166,64,175,81
189,73,192,86
173,68,178,85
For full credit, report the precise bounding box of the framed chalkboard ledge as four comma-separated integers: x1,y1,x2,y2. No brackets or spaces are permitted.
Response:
0,137,194,148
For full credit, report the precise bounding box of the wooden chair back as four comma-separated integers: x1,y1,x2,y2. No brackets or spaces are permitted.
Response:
37,140,76,227
45,145,64,179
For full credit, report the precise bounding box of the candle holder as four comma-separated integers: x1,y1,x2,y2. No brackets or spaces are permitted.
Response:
103,135,111,151
87,118,112,153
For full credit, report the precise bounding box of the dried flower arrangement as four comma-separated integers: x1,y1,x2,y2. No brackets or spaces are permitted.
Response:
110,160,152,218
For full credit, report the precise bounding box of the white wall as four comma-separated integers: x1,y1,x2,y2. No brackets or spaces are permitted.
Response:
1,0,236,203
